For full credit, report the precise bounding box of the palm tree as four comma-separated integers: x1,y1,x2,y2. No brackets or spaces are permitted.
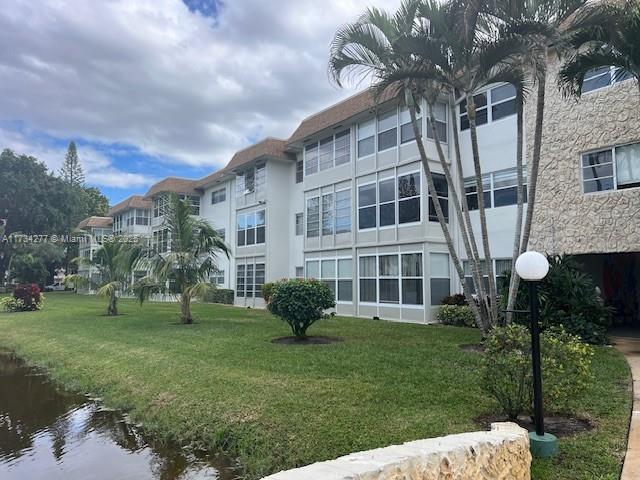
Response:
559,0,640,96
328,0,528,331
135,193,229,324
66,240,144,316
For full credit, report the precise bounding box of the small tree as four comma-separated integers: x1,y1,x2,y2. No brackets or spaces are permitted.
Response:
267,279,335,339
60,141,85,187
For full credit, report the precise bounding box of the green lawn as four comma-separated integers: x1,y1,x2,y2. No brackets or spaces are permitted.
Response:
0,293,631,479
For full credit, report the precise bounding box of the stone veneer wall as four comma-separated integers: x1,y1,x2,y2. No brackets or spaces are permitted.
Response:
527,58,640,255
261,422,531,480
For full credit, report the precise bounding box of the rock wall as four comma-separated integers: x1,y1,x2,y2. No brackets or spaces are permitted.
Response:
261,422,531,480
527,58,640,255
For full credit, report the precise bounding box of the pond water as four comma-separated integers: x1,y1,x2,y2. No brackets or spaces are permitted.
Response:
0,352,239,480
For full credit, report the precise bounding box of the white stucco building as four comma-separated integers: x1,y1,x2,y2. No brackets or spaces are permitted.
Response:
78,61,640,325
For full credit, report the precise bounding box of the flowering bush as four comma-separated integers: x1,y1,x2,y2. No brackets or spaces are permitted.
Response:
1,297,25,312
8,284,44,311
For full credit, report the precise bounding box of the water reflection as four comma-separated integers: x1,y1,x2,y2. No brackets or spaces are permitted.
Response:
0,353,238,480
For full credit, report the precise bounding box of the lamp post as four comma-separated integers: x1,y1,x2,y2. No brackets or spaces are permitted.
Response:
514,251,558,458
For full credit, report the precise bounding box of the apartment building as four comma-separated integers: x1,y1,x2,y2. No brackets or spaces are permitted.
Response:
77,58,640,325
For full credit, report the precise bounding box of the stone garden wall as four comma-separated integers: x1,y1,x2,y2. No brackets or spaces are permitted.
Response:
261,422,531,480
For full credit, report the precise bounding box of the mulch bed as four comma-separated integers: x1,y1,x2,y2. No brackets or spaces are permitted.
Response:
475,413,594,438
271,336,343,345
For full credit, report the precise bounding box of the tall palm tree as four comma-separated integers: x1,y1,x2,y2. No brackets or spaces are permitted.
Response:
328,0,528,331
135,193,229,324
559,0,640,96
67,239,144,316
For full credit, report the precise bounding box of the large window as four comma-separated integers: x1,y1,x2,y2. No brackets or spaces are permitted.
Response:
236,210,265,246
135,209,150,225
428,173,448,222
211,188,226,204
426,102,448,143
236,262,265,298
583,66,633,93
305,258,353,302
307,189,352,237
210,269,224,285
398,172,421,224
459,83,516,131
358,183,377,229
400,107,422,144
236,164,265,198
582,142,640,193
377,110,398,151
378,178,396,226
463,258,511,294
153,195,167,218
464,167,527,210
430,253,450,305
358,172,421,229
358,253,423,305
304,129,351,175
358,119,375,158
152,229,169,253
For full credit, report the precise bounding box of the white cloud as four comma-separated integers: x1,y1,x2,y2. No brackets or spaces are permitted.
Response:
0,0,400,171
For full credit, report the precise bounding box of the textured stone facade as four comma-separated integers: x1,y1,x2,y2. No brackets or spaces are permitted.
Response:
261,422,531,480
528,58,640,255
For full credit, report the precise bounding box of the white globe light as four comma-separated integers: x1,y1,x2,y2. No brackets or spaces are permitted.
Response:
515,251,549,281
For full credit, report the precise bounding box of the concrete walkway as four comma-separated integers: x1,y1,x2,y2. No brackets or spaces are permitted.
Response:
611,333,640,480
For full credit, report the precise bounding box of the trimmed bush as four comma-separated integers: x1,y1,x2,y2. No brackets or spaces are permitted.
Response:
3,284,44,312
441,293,468,306
437,304,476,327
202,288,234,305
267,279,335,338
262,282,276,303
481,324,593,419
501,255,612,344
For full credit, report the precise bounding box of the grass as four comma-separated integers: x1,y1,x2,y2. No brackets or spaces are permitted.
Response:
0,292,631,479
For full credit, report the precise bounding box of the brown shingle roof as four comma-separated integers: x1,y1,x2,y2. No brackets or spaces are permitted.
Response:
77,216,113,229
195,137,291,189
144,177,199,198
108,195,152,216
287,88,399,145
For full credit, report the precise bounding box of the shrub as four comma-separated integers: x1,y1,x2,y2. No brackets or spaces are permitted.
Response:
262,282,276,303
1,297,25,312
437,305,476,327
12,284,44,311
267,279,335,338
441,293,467,306
201,288,234,305
501,255,612,344
481,324,593,419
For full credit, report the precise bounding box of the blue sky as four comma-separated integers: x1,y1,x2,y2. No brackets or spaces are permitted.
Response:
0,0,396,205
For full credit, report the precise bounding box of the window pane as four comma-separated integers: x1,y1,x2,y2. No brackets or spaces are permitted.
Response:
338,258,352,277
491,83,516,103
295,213,304,236
494,186,518,207
583,67,611,92
306,197,320,237
378,110,397,131
322,279,336,297
237,230,246,246
338,280,353,301
402,253,423,277
475,108,488,125
582,164,614,180
296,158,303,183
426,119,447,142
379,178,395,203
398,173,420,198
379,202,395,226
256,226,265,243
583,177,614,192
430,278,450,305
582,149,613,167
402,279,423,305
493,169,517,189
616,143,640,187
428,197,448,222
335,189,351,233
379,279,399,303
379,255,399,276
306,260,319,279
359,206,376,229
319,136,334,171
358,184,376,207
430,253,450,277
246,228,255,245
358,118,375,139
492,99,516,121
399,197,420,223
359,279,377,302
321,259,336,278
378,128,397,151
474,92,487,108
359,256,376,277
322,193,334,235
432,173,448,197
433,102,447,121
255,210,265,226
334,130,351,166
358,137,375,157
305,143,319,175
401,121,421,143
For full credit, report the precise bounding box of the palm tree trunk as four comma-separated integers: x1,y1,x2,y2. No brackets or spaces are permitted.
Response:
181,293,193,324
409,105,487,332
448,100,489,317
506,90,525,324
520,63,547,253
466,94,498,326
107,293,118,316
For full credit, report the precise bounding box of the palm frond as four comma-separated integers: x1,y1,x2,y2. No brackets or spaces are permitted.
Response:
559,48,633,97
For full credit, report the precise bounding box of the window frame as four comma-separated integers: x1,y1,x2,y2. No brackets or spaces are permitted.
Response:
377,108,398,153
580,142,640,194
458,83,517,131
236,209,266,247
429,252,451,306
211,188,226,205
304,256,353,304
582,66,633,94
304,129,352,176
357,252,424,308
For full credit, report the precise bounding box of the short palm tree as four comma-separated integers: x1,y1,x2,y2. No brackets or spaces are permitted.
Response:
559,0,640,96
135,193,229,324
67,240,144,316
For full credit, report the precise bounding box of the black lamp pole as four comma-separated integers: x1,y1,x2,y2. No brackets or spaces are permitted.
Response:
528,280,545,436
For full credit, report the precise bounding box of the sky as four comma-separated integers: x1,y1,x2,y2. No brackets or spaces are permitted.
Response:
0,0,400,205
